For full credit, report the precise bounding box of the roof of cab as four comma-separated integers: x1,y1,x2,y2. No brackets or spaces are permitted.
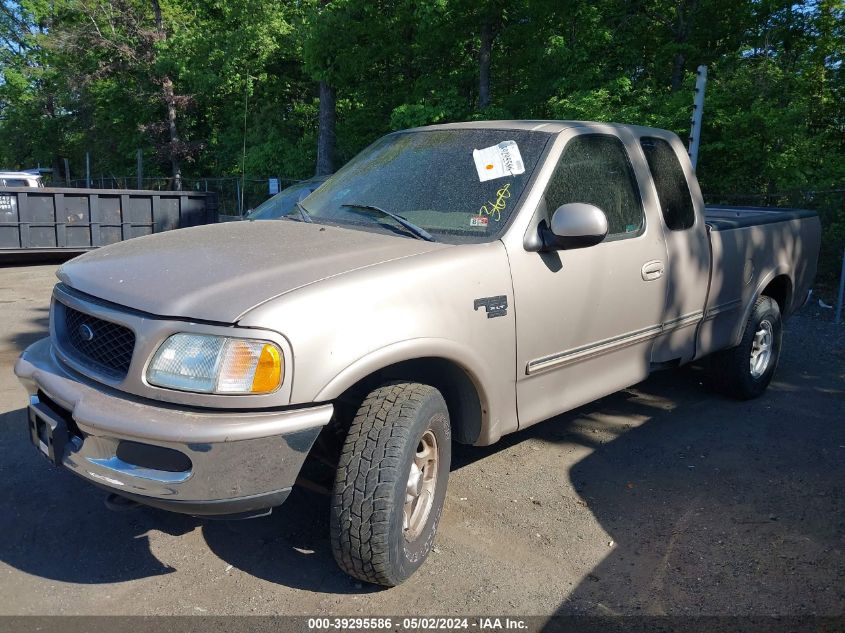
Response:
0,170,41,178
403,120,676,138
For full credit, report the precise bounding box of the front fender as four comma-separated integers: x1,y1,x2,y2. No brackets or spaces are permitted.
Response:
315,337,507,444
238,241,518,445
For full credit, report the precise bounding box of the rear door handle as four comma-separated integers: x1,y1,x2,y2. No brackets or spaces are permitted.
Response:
641,260,664,281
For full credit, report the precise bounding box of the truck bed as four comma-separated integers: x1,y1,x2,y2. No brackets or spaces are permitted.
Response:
704,205,816,231
696,204,820,361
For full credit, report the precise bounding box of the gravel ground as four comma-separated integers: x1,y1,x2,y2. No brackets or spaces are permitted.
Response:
0,263,842,616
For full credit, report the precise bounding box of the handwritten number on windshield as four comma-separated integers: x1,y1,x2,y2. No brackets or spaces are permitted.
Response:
478,183,511,222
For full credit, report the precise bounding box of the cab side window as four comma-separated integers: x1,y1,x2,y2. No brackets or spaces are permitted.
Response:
640,137,695,231
545,134,644,238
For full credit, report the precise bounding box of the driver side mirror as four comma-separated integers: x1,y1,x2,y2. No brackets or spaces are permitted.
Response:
539,203,608,251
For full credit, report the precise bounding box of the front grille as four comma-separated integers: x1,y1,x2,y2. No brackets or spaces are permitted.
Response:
61,304,135,378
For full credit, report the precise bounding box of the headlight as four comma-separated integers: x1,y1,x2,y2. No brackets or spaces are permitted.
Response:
147,334,283,394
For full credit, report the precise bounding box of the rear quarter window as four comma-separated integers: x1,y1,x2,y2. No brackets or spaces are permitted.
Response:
640,137,695,231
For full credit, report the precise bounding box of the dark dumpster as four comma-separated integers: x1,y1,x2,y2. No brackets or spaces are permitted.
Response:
0,187,218,255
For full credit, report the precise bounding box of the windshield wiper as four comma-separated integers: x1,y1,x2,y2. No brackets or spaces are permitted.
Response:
340,203,435,242
294,201,314,223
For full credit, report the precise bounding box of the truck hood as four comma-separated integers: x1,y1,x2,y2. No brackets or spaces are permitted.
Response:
57,221,448,323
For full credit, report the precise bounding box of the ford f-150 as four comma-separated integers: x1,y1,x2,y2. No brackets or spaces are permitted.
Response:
15,121,820,586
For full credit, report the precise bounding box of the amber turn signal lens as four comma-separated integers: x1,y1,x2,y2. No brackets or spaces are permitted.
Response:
251,343,283,393
148,334,284,394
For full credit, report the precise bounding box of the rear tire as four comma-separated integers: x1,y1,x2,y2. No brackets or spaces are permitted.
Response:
330,382,451,586
710,296,782,399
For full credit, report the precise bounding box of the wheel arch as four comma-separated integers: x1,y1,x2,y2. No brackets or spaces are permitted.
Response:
732,269,793,347
315,341,491,445
760,274,793,317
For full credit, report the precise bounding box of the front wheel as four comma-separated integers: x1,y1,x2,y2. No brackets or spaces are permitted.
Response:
710,295,783,399
330,382,451,586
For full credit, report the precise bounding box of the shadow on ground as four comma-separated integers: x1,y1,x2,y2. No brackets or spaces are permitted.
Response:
3,306,50,354
0,401,364,593
547,325,845,616
0,406,198,583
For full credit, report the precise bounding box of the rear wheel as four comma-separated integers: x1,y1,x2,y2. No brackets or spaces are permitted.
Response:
330,382,451,586
710,296,782,399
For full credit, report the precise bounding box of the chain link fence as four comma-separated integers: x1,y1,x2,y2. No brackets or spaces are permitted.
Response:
65,176,302,216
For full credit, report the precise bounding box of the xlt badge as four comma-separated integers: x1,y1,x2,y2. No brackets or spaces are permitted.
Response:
474,295,508,319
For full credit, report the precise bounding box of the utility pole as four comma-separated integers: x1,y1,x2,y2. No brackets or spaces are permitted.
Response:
688,65,708,171
835,247,844,325
137,149,143,189
240,74,251,215
85,152,91,188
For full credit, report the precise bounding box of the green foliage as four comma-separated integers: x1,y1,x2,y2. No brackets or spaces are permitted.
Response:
0,0,843,281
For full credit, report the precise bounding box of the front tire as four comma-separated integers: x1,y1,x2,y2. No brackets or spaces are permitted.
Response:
710,295,783,399
330,382,451,586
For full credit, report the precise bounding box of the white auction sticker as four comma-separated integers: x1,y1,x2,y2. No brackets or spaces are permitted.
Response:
472,140,525,182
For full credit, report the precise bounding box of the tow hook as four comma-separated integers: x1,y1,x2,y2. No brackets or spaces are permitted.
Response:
103,493,140,513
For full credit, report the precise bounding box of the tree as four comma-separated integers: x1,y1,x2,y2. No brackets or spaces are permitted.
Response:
305,0,337,176
0,0,842,281
316,80,336,176
37,0,200,186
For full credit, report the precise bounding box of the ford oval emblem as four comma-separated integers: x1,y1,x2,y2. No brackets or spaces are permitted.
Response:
78,323,95,342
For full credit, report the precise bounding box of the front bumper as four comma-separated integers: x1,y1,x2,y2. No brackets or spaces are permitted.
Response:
15,337,333,516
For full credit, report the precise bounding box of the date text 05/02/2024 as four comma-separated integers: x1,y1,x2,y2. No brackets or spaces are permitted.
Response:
306,617,528,630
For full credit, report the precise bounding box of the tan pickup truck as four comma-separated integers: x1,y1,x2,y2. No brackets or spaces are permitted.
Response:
15,121,820,586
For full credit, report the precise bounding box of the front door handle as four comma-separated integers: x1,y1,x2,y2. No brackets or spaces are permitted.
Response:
641,260,664,281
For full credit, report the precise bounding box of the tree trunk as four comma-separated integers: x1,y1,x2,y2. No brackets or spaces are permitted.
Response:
52,157,64,187
669,0,696,92
152,0,181,189
670,52,686,92
161,76,182,190
316,80,336,176
478,17,493,109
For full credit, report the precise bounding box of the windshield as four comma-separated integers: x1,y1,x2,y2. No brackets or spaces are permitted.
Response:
301,129,550,243
3,178,30,187
246,178,325,220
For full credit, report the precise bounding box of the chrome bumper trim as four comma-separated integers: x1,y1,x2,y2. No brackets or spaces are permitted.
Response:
15,337,331,508
86,456,192,484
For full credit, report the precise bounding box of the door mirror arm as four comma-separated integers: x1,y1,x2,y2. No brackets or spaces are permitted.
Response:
538,219,567,251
